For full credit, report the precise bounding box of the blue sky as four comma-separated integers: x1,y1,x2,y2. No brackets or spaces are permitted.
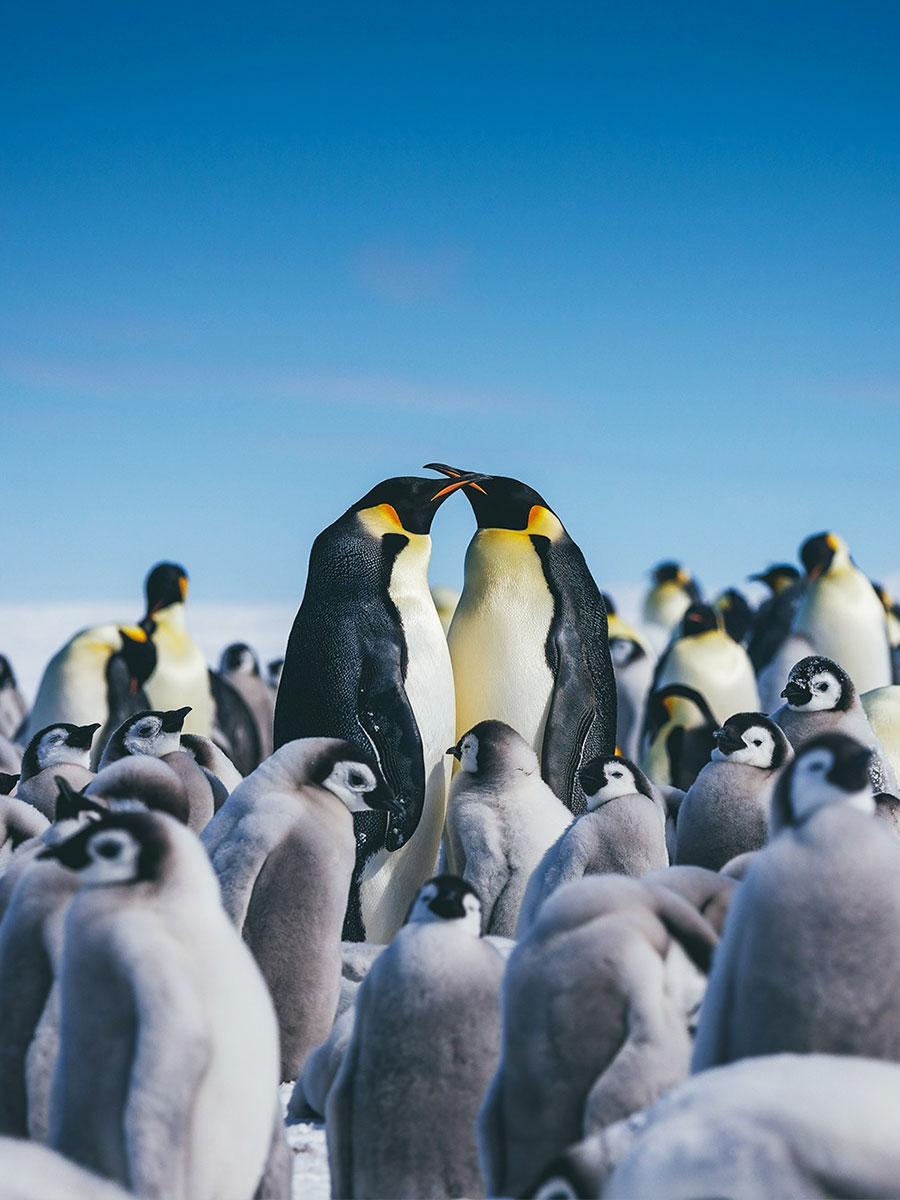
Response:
4,1,899,609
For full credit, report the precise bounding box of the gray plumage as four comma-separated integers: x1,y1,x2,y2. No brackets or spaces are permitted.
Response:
179,733,243,796
0,797,49,873
16,724,99,821
478,874,718,1199
16,764,94,823
86,756,191,825
218,644,275,761
641,864,740,935
445,721,572,937
517,756,667,936
0,1137,134,1200
674,712,792,870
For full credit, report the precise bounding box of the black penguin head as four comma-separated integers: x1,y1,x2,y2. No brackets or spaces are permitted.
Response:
38,809,173,886
645,685,716,742
424,463,560,533
447,720,538,778
305,739,398,821
713,588,753,644
799,532,845,581
0,655,16,690
405,875,483,935
780,656,852,712
22,722,101,779
678,603,720,638
712,713,791,770
770,732,874,834
578,754,653,809
0,773,20,796
650,561,701,600
748,563,800,595
52,776,107,824
350,475,483,537
111,707,192,758
144,562,189,618
219,643,260,675
115,626,157,692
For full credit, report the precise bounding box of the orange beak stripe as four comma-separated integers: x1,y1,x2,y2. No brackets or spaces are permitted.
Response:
431,479,488,501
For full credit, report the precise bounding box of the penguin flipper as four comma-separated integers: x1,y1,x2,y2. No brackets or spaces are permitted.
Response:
208,671,263,777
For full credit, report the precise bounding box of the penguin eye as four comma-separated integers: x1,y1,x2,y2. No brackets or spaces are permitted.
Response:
348,770,368,789
815,682,828,692
94,839,121,859
611,770,623,778
752,739,762,747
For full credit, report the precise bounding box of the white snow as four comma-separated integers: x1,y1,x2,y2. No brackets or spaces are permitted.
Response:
280,1083,330,1199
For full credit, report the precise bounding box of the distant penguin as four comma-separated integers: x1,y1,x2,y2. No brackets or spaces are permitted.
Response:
603,594,656,761
202,739,402,1081
478,874,718,1199
0,655,28,742
326,875,505,1200
874,583,900,683
445,721,573,937
640,684,718,789
746,563,802,672
862,685,900,785
41,810,289,1200
641,561,702,651
274,476,467,943
674,713,793,870
430,586,460,637
692,733,900,1071
771,655,897,793
15,724,99,821
713,588,753,645
791,532,892,693
267,658,284,691
140,562,216,737
429,463,617,813
651,603,760,725
218,643,275,760
517,755,668,935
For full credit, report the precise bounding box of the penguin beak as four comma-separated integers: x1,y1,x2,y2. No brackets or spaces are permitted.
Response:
828,747,873,792
781,682,811,706
160,706,192,733
66,723,101,750
446,744,462,760
713,727,744,755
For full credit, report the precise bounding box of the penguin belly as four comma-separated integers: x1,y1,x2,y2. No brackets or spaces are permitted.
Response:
144,616,215,736
793,573,891,695
359,541,456,944
655,634,759,726
449,530,555,751
23,626,121,741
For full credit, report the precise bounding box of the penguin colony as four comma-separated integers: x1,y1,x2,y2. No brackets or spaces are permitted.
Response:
1,468,900,1200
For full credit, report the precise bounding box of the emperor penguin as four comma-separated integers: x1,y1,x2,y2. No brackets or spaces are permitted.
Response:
430,585,460,637
326,875,505,1200
15,724,99,821
641,561,702,651
873,582,900,682
771,655,898,793
692,733,900,1071
218,642,275,760
202,738,402,1081
274,476,468,943
746,562,802,672
0,654,29,742
712,587,753,645
603,594,656,761
674,713,793,870
445,721,573,937
517,755,668,935
651,603,760,725
0,1138,135,1200
139,562,216,737
862,685,900,785
40,810,289,1200
478,874,718,1199
428,463,617,813
640,683,718,789
791,532,892,693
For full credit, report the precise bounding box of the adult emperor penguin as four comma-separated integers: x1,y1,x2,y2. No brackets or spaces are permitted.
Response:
603,594,656,761
478,874,718,1199
326,874,505,1200
201,738,402,1081
746,562,802,672
863,685,900,785
0,654,28,742
673,713,792,870
16,724,99,820
641,561,702,651
874,583,900,682
40,810,289,1200
692,733,900,1071
640,683,718,789
771,655,898,794
791,532,892,694
274,476,468,943
427,463,617,813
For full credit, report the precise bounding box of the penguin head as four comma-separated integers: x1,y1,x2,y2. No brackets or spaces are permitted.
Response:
447,720,538,778
406,875,483,935
0,655,17,690
144,562,189,618
219,642,259,675
748,563,800,596
645,685,716,741
0,772,20,796
771,733,875,833
713,588,753,644
111,707,192,758
712,713,792,769
307,741,396,815
800,532,849,581
424,463,563,536
22,722,101,778
578,755,653,809
351,475,484,537
115,625,157,693
52,776,108,824
678,603,720,638
650,561,701,599
38,810,172,887
267,658,284,688
780,656,853,712
609,636,645,669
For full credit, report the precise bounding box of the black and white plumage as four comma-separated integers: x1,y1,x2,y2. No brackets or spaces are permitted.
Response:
0,654,29,743
641,561,702,650
218,643,275,761
15,724,99,821
640,684,719,789
604,596,656,762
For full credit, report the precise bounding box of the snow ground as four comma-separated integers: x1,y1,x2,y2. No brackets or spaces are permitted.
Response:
281,1079,329,1200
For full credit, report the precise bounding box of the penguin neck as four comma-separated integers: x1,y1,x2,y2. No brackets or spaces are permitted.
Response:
386,532,433,601
153,602,188,636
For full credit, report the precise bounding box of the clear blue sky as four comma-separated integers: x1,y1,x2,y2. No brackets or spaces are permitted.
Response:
4,2,899,607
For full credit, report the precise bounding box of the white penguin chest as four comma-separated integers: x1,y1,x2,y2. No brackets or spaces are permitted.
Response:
794,571,891,694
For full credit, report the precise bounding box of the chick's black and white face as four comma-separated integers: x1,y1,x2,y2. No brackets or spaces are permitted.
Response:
123,716,181,758
80,828,143,887
802,670,843,711
584,761,636,810
321,759,380,812
458,733,479,774
407,879,482,936
713,725,777,768
790,747,874,821
37,728,89,771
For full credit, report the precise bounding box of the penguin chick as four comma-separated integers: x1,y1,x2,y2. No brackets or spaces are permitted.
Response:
771,655,897,794
179,732,243,796
517,756,668,936
692,733,900,1071
202,738,402,1082
0,772,20,796
674,713,792,870
640,684,718,789
603,595,656,762
641,562,702,650
652,603,760,725
218,643,275,760
0,1137,135,1200
40,810,287,1200
0,795,50,873
641,864,740,936
791,532,892,694
862,685,900,786
0,735,21,775
85,757,191,825
478,874,718,1199
16,725,99,821
445,721,573,937
98,706,191,767
326,875,504,1200
0,654,29,742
